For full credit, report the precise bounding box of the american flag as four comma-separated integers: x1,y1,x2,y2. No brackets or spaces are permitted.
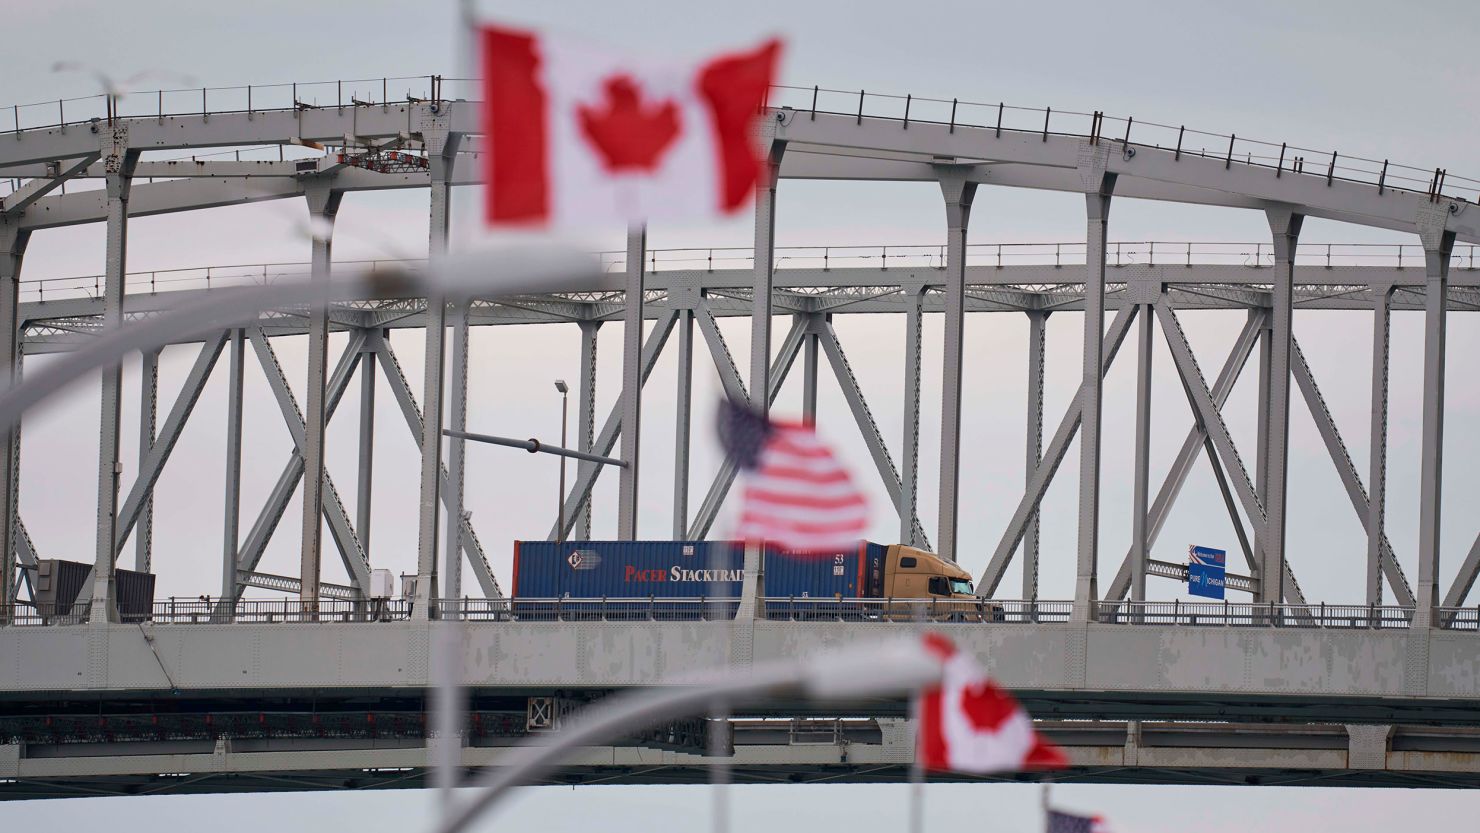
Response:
718,399,868,553
1046,810,1112,833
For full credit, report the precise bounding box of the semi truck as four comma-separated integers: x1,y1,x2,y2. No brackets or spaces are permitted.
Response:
511,540,994,621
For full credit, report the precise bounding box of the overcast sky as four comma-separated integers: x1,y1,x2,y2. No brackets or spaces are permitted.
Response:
6,0,1480,829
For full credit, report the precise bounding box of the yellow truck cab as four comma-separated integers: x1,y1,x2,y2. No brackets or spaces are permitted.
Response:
882,544,975,598
881,544,998,621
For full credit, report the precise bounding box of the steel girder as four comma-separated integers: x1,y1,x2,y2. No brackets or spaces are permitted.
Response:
246,327,371,593
0,93,1478,621
685,314,806,541
978,304,1137,595
9,719,1480,798
369,330,501,600
4,101,1479,243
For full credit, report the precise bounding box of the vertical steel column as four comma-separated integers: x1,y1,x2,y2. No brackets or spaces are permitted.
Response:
935,169,977,563
899,283,926,548
1417,229,1455,627
1262,208,1303,605
1252,317,1272,602
1130,303,1154,602
299,182,342,611
443,304,470,604
738,139,785,619
134,349,158,573
802,328,819,425
414,129,461,617
1022,310,1047,600
0,226,27,622
90,138,137,624
576,321,601,540
617,225,646,540
356,347,376,563
1075,176,1115,620
749,141,785,413
220,329,245,602
673,310,694,539
1367,284,1394,606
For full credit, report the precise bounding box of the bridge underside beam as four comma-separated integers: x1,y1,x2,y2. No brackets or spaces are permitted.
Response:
3,719,1476,800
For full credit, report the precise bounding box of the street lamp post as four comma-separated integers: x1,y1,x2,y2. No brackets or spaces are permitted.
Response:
555,379,569,543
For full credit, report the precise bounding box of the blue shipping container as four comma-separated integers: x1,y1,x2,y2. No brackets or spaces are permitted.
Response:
512,541,887,599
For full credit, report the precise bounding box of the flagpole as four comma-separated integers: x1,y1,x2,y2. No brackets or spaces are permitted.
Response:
707,541,732,833
908,599,927,833
908,694,924,833
1041,780,1052,831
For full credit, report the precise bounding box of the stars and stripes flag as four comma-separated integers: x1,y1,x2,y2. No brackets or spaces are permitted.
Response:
480,24,781,227
1046,809,1113,833
718,399,869,553
916,632,1068,773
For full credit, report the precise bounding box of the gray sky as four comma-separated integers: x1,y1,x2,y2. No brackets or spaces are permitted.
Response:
6,0,1480,828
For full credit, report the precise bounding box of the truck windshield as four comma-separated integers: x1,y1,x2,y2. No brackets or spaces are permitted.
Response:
950,578,973,595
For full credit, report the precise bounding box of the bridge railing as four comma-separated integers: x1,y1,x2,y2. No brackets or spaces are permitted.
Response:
597,241,1480,274
767,84,1480,204
442,597,736,622
1100,601,1415,629
1436,607,1480,631
25,241,1480,306
4,75,445,134
0,599,1451,629
760,597,1073,623
6,77,1476,204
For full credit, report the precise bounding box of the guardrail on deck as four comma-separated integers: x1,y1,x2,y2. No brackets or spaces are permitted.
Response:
3,598,1465,630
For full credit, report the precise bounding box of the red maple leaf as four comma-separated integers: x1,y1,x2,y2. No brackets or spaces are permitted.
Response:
958,678,1017,732
577,76,682,172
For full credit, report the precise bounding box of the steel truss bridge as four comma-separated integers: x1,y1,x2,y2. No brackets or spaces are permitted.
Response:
3,78,1480,799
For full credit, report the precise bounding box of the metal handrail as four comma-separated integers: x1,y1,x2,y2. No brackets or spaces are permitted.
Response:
768,84,1480,201
3,77,1474,202
21,241,1477,304
0,598,1450,630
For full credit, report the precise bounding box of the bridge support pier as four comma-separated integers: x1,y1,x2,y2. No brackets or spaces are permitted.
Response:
576,321,601,540
673,309,693,540
357,345,376,567
0,225,26,622
414,128,461,619
899,281,926,549
935,167,976,563
1023,310,1047,600
1416,223,1455,628
443,303,470,606
134,349,158,573
1130,300,1153,603
618,224,646,540
1367,284,1394,606
1075,160,1115,622
89,137,138,625
1252,310,1272,603
1346,724,1394,770
801,322,818,425
299,181,342,613
1262,208,1303,605
220,330,245,602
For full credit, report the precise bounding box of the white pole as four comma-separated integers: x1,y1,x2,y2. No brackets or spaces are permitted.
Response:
908,695,925,833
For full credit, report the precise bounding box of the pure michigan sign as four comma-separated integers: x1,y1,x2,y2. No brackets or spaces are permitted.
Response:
1187,545,1227,600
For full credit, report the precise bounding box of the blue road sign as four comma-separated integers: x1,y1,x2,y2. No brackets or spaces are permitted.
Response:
1187,545,1226,600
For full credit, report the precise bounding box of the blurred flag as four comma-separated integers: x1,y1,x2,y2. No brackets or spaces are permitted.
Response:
718,399,868,553
916,632,1067,773
1046,809,1112,833
480,25,781,227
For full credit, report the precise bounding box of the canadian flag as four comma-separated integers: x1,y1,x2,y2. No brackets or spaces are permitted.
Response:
916,632,1067,773
481,26,781,227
